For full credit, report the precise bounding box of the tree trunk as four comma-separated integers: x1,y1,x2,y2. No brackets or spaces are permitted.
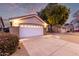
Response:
48,24,53,32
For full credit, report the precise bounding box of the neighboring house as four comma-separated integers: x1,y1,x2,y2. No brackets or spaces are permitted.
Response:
64,23,74,32
0,17,7,31
9,11,47,38
71,18,79,32
0,17,5,28
0,17,10,32
61,26,66,33
60,23,74,33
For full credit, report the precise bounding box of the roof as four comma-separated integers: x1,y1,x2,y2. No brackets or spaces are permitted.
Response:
9,14,36,19
9,14,45,24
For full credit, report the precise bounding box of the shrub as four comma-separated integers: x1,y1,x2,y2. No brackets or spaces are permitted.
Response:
0,32,19,56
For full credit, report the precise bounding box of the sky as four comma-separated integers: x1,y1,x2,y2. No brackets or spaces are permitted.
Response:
63,3,79,23
0,3,79,26
0,3,47,19
0,3,47,27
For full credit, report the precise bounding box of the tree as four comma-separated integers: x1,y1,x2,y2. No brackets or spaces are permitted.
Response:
39,3,70,32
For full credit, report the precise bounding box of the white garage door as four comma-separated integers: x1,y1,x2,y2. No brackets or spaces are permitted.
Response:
19,24,44,38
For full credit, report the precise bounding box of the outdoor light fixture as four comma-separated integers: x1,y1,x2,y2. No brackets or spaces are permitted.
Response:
44,23,48,28
13,20,20,26
11,19,22,27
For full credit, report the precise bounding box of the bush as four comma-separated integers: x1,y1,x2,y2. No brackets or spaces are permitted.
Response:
0,32,19,56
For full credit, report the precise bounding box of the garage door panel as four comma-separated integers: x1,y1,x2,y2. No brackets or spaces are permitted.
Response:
19,25,43,38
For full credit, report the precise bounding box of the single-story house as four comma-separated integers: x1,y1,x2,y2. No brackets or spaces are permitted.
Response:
9,11,47,38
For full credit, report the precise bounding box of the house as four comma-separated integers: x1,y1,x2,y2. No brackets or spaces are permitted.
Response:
71,18,79,32
64,23,74,32
0,17,5,29
0,17,10,32
9,11,47,38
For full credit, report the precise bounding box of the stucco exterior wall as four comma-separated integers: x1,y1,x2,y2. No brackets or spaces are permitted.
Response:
11,17,44,27
9,15,46,37
23,17,43,25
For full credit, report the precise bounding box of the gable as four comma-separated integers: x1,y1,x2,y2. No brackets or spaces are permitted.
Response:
21,16,44,25
10,15,46,27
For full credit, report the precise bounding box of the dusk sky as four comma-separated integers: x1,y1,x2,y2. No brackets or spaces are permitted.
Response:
0,3,47,19
0,3,79,26
63,3,79,23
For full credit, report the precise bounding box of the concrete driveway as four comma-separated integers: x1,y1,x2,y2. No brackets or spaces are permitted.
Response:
21,35,79,56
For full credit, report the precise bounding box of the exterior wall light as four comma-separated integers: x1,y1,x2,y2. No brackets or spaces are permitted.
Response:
44,23,48,28
12,19,22,27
